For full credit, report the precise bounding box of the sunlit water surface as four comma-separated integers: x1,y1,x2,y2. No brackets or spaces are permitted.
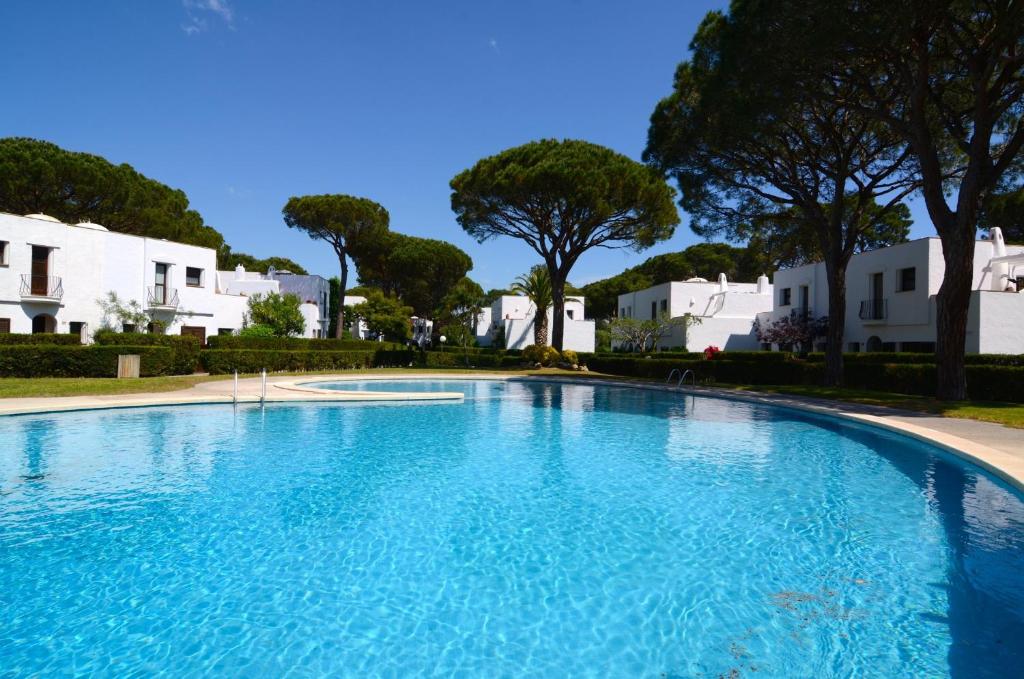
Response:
1,380,1022,677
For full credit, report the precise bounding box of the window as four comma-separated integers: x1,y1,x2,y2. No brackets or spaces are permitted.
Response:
651,301,658,319
567,309,575,320
848,342,861,352
897,267,916,292
0,318,9,334
180,326,207,344
123,323,137,333
779,288,792,306
0,240,7,265
620,307,626,318
218,328,235,336
660,299,668,313
900,341,935,353
69,322,85,341
186,267,203,287
154,263,168,304
627,305,632,318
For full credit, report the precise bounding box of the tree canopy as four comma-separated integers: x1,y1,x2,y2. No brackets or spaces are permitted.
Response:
245,292,306,337
216,245,308,274
645,4,917,386
350,290,412,341
981,188,1024,245
451,138,678,349
0,137,224,249
351,232,472,317
283,194,389,338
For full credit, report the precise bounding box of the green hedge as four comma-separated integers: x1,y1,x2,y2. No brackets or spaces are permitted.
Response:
200,348,417,374
0,333,82,346
805,352,1024,367
421,352,523,369
94,332,200,374
206,336,404,351
0,345,177,377
587,354,1024,402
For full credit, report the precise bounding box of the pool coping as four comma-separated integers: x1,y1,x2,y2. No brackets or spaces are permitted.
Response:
2,372,1022,493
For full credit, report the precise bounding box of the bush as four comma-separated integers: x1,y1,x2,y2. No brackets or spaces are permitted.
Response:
0,333,82,346
522,344,561,366
560,349,579,365
206,336,404,351
239,324,276,338
804,352,1024,367
200,348,417,374
421,351,512,369
93,332,200,374
0,345,176,377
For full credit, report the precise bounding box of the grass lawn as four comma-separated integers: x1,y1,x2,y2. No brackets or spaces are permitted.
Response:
2,368,1021,429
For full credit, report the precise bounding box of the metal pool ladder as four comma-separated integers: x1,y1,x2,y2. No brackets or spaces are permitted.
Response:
667,368,696,387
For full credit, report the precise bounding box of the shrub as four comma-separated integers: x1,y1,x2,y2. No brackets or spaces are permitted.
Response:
93,332,200,374
421,351,511,369
239,324,276,338
560,349,579,365
0,345,176,377
0,333,82,345
522,344,560,366
206,336,404,351
199,348,418,374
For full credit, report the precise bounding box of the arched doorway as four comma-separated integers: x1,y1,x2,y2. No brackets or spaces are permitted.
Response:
866,335,882,352
32,313,56,334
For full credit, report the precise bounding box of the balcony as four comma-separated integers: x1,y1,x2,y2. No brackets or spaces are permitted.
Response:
147,286,179,310
791,306,812,321
19,274,63,302
859,298,887,322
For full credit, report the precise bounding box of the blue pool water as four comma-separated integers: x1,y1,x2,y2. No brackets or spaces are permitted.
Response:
1,380,1022,677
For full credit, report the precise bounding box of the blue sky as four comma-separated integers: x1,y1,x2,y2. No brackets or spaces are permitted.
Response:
0,1,935,289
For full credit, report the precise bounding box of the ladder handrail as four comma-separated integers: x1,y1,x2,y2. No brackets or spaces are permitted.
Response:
677,369,696,387
666,368,682,383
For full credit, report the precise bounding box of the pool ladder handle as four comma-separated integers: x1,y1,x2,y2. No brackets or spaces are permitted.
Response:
667,368,696,388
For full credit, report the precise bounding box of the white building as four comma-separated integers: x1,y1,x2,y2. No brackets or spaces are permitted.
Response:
762,228,1024,354
615,274,774,351
0,212,326,341
476,295,596,352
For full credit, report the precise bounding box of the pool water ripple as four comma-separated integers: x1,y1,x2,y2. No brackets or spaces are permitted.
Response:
0,380,1022,677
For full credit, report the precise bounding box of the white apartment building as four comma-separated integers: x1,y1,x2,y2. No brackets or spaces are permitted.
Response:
615,274,774,351
762,228,1024,354
0,212,327,342
476,295,596,352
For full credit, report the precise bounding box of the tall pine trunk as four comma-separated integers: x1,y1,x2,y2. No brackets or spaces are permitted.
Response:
935,227,975,400
823,259,847,387
534,310,548,346
550,273,565,351
335,254,348,339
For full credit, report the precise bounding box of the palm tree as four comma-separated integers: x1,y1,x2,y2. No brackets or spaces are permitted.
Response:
512,266,553,346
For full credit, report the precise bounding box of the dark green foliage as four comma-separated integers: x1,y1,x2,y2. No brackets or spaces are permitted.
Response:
92,331,200,374
804,353,1024,367
216,246,308,274
246,292,306,337
350,290,413,341
980,189,1024,244
205,336,404,351
451,138,679,349
420,352,521,369
200,348,416,374
0,333,82,345
0,345,176,377
0,137,224,249
283,194,390,338
586,354,1024,402
351,232,473,317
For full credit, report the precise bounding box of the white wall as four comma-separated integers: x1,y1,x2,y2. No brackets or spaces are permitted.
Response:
616,277,772,351
477,294,594,352
767,236,1024,353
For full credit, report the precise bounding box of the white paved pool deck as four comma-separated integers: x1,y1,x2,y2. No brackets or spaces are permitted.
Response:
1,373,1021,493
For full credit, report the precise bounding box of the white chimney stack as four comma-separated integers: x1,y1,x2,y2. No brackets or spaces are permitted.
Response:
757,274,770,295
990,227,1009,291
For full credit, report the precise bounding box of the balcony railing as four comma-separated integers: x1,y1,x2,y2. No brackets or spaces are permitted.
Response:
19,274,63,301
859,298,887,321
791,306,812,321
147,286,179,309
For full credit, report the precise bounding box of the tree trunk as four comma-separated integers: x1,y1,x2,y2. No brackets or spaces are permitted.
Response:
935,228,975,400
534,310,548,346
823,260,847,387
550,273,565,351
335,254,348,339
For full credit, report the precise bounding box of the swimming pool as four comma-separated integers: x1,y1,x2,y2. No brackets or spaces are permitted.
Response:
1,379,1021,676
